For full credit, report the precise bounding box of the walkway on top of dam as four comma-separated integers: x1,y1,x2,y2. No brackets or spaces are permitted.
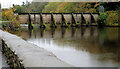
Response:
0,29,72,67
17,13,99,14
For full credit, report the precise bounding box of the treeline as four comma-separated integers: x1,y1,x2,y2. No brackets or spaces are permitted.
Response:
1,2,120,26
0,4,2,21
42,2,98,13
0,4,1,10
13,2,98,13
12,2,120,26
13,2,120,13
13,2,48,13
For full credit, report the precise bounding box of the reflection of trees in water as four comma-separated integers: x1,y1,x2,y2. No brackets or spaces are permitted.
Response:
81,27,86,37
51,28,56,38
53,27,119,62
61,28,68,38
119,28,120,63
90,27,95,37
40,28,45,38
28,28,33,38
71,28,77,38
8,26,119,62
98,27,106,46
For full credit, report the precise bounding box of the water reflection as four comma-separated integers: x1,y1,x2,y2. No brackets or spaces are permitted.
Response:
71,28,76,38
8,26,119,67
61,28,67,38
51,28,56,38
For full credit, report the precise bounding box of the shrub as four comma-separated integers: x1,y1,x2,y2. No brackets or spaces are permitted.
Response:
98,12,108,26
2,8,21,30
11,18,20,28
106,11,119,26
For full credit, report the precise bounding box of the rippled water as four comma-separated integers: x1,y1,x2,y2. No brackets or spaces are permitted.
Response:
8,25,120,67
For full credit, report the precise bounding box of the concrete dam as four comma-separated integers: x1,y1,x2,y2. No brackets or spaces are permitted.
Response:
16,13,99,27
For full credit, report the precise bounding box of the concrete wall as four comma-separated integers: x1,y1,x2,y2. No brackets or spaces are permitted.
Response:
92,14,99,22
18,15,29,24
63,14,72,24
83,14,91,23
73,14,81,23
53,14,62,24
35,14,40,24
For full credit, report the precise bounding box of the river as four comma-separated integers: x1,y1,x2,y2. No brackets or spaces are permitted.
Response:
7,25,120,67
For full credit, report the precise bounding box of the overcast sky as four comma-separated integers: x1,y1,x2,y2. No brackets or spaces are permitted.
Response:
0,0,32,8
0,0,119,8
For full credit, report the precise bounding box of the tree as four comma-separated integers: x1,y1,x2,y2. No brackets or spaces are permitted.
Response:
55,2,97,13
42,2,62,13
0,3,1,9
56,2,76,13
13,5,26,13
22,2,25,6
0,4,2,21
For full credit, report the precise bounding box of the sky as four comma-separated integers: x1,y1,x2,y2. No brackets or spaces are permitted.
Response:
0,0,119,8
0,0,32,8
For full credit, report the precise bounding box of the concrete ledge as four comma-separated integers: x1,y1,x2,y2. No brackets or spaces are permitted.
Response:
0,30,72,67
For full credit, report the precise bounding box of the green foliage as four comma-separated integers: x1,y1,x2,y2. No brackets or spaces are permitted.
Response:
12,2,120,14
31,21,34,27
98,12,108,26
13,2,48,13
27,2,48,13
56,2,76,13
98,9,120,26
0,3,1,10
40,22,45,27
106,11,119,26
2,8,20,30
43,2,97,13
0,4,1,21
65,21,68,26
54,21,56,25
11,18,20,28
13,5,26,13
42,2,62,13
72,3,97,13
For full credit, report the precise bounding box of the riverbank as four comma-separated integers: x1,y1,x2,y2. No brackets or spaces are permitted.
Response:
0,29,72,67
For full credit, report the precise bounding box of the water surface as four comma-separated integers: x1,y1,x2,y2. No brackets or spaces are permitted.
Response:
8,25,120,67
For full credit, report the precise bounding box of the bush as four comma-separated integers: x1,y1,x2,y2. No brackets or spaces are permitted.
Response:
11,18,20,28
2,8,21,30
98,12,108,26
106,11,119,26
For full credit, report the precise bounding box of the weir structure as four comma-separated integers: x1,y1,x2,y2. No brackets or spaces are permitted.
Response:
16,13,99,28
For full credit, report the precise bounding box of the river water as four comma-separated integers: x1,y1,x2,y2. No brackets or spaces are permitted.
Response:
8,25,120,67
